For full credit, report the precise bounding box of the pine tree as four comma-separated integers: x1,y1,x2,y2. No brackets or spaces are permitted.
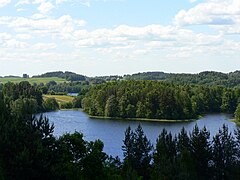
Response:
152,129,177,179
212,124,238,179
189,125,212,179
122,125,152,179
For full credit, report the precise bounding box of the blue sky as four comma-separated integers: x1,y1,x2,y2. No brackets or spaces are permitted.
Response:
0,0,239,76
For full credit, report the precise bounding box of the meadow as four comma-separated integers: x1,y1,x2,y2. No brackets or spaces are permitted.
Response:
43,95,74,103
0,77,67,84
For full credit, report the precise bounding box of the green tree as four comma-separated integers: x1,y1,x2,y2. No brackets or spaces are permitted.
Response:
122,125,152,179
43,98,59,111
212,125,238,180
10,98,38,118
105,95,118,117
234,103,240,122
189,125,212,179
152,129,177,179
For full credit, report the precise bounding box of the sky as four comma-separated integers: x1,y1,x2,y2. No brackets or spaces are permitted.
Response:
0,0,239,77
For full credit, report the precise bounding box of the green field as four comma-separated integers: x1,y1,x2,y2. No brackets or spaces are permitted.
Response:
0,77,67,84
43,95,74,103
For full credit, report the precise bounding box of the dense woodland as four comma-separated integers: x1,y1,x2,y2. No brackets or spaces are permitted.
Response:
1,87,240,179
124,71,240,88
82,81,240,120
37,81,90,94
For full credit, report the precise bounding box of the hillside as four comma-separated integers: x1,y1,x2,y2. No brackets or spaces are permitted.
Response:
0,77,67,84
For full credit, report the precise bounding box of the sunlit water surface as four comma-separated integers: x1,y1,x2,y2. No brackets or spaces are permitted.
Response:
42,110,237,158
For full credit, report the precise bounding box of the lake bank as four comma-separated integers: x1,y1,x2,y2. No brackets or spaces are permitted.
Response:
89,115,196,123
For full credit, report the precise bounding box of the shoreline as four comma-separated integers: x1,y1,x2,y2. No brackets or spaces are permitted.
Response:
88,115,196,123
230,119,240,126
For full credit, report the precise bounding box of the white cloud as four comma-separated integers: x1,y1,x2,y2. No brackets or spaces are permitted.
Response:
15,0,30,7
33,43,57,50
189,0,197,3
37,1,54,14
55,0,124,7
0,33,12,42
16,34,32,40
31,13,46,19
72,24,227,61
56,0,90,7
3,39,28,48
0,0,11,8
175,0,240,26
3,15,86,39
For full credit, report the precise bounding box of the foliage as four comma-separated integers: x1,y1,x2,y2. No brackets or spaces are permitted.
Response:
124,71,240,88
83,81,239,120
235,103,240,122
43,98,59,111
2,81,43,112
60,102,73,109
32,71,86,82
122,125,153,179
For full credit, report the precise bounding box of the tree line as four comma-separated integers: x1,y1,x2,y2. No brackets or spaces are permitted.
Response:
82,80,240,120
1,81,83,113
32,71,86,82
124,71,240,88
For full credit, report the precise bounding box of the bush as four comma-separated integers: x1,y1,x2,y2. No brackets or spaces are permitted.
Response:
43,98,59,111
60,102,73,109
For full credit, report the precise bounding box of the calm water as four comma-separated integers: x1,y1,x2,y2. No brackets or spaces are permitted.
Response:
67,93,79,96
43,110,237,158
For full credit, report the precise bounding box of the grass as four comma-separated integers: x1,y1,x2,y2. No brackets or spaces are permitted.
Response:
0,77,67,84
230,119,240,126
43,95,74,103
89,115,195,123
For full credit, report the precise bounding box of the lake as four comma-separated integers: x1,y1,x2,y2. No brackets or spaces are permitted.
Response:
67,93,79,96
43,110,238,158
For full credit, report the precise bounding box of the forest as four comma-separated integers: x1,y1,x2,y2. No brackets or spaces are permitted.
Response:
0,82,240,179
124,71,240,88
82,80,240,120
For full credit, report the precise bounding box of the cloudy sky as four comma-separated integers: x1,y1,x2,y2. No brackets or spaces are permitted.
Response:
0,0,239,76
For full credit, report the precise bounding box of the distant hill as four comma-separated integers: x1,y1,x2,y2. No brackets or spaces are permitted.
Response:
33,71,86,82
123,71,240,87
1,70,240,87
1,75,21,78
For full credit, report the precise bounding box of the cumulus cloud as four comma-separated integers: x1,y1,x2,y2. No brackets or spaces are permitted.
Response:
33,43,57,50
16,34,32,40
0,0,239,65
72,24,228,60
15,0,30,7
0,15,86,39
175,0,240,26
0,0,11,8
37,1,54,14
3,39,28,48
14,0,55,14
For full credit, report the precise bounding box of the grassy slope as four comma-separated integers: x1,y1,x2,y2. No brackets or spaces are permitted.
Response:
0,77,67,84
43,95,74,103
